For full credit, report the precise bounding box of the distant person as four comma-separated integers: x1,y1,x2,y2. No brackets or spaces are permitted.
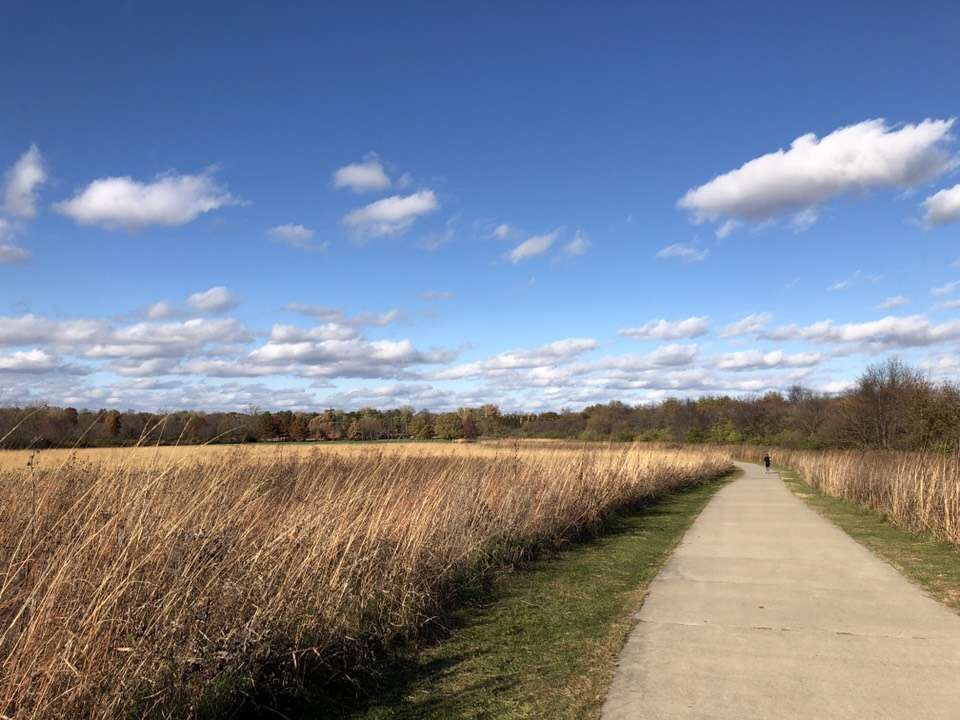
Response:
763,453,771,473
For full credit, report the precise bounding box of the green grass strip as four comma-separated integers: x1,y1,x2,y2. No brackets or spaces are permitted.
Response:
777,465,960,613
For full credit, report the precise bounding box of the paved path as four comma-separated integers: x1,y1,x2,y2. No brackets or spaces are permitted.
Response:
602,461,960,720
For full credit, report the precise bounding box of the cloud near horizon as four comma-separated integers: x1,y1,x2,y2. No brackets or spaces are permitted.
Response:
619,317,710,340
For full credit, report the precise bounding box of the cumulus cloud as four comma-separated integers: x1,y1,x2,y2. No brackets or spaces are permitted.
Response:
321,383,461,411
619,317,710,340
187,286,238,313
563,229,591,256
0,348,59,373
678,118,956,231
268,223,318,250
283,302,401,327
592,344,700,371
922,184,960,226
84,318,252,360
0,314,252,367
714,350,823,371
656,243,708,263
4,145,46,219
491,223,514,240
763,314,960,349
244,323,455,379
0,314,108,347
55,170,236,229
343,190,438,237
720,313,772,338
432,338,597,380
146,301,174,319
875,295,909,310
506,230,558,264
332,156,391,193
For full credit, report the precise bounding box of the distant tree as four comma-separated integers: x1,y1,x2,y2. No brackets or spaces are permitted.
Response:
104,411,121,438
434,412,464,440
256,412,276,440
409,412,434,440
347,420,363,441
461,411,479,441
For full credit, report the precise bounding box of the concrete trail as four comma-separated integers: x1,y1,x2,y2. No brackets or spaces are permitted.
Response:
602,461,960,720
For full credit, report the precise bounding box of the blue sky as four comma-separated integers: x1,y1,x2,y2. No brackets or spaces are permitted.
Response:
2,1,960,411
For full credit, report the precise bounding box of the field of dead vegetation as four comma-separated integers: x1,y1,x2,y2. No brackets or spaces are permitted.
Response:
0,441,732,718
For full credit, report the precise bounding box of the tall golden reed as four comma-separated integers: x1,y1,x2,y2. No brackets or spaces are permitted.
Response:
744,446,960,548
0,443,731,718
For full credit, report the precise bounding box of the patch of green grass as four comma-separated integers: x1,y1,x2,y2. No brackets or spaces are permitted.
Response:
267,474,733,720
776,465,960,613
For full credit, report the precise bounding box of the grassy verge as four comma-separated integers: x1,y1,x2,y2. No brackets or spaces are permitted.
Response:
267,473,734,720
776,465,960,612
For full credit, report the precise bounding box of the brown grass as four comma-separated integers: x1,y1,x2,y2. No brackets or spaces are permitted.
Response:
0,442,732,718
742,447,960,548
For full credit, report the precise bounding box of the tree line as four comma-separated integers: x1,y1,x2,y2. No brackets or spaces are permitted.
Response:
2,359,959,452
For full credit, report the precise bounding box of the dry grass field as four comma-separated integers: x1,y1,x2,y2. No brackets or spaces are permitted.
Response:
743,446,960,548
0,440,732,719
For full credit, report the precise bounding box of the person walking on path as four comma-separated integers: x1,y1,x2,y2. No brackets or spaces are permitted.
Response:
763,452,771,473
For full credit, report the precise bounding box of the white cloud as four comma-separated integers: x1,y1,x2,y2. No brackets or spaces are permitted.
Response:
931,280,960,296
244,323,454,379
507,230,558,264
720,313,772,338
333,156,391,193
563,229,591,256
187,286,239,313
419,290,453,301
763,314,960,349
0,314,252,368
283,303,401,327
922,184,960,226
85,318,251,360
936,299,960,310
55,171,236,229
0,348,58,373
619,317,710,340
343,190,439,237
679,118,956,230
491,223,513,240
0,314,108,347
875,295,909,310
714,350,823,371
655,243,708,263
593,344,700,371
268,223,318,250
433,338,597,380
146,301,174,319
0,243,30,265
4,145,46,219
